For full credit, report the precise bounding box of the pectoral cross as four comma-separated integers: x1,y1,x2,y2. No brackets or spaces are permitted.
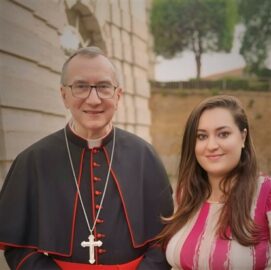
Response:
81,234,103,264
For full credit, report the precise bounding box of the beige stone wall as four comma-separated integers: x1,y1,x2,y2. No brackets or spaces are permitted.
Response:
99,0,153,139
0,0,68,188
0,0,154,185
150,89,271,184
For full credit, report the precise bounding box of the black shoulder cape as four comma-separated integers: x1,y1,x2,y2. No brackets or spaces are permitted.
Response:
0,126,173,256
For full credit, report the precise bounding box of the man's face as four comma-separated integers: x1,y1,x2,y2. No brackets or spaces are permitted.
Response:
61,55,122,138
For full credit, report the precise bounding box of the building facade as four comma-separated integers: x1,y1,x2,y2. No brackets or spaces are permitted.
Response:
0,0,154,187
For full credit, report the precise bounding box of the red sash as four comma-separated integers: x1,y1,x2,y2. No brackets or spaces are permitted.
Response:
54,256,143,270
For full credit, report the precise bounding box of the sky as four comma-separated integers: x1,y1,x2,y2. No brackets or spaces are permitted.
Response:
154,25,247,81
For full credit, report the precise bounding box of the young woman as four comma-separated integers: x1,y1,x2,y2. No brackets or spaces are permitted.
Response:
161,95,271,269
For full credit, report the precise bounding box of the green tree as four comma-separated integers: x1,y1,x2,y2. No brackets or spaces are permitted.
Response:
150,0,238,79
238,0,271,76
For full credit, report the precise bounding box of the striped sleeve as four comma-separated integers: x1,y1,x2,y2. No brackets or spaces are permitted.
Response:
266,178,271,240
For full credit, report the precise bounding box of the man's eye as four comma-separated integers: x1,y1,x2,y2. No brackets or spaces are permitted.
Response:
78,84,88,88
98,84,110,89
74,84,89,90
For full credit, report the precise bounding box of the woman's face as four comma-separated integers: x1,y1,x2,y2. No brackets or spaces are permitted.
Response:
195,107,247,181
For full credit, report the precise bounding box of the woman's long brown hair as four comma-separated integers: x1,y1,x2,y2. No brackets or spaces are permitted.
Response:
159,95,259,247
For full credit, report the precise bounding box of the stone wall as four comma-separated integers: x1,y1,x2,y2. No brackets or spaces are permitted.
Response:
0,0,67,188
150,89,271,183
0,0,154,186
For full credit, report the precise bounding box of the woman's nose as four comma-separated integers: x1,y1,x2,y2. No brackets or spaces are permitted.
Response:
206,136,219,150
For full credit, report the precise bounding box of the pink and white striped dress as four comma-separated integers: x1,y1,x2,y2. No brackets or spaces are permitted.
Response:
166,176,271,270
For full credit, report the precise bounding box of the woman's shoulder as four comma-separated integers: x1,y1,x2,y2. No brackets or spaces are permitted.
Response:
256,174,271,192
257,174,271,186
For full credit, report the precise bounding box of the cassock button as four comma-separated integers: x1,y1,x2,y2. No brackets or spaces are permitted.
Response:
94,176,101,181
95,204,103,210
97,219,104,224
93,148,99,154
93,162,100,167
95,190,102,196
98,248,106,254
97,233,105,239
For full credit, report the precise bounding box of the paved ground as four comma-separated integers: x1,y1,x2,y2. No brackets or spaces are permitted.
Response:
0,251,9,270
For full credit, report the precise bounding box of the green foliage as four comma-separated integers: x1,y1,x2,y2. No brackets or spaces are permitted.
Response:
255,68,271,78
238,0,271,75
150,0,238,78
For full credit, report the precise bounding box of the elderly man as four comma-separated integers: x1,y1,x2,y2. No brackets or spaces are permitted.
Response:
0,47,173,269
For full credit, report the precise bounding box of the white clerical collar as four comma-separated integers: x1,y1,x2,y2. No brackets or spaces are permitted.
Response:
86,128,113,148
69,120,112,149
87,138,103,149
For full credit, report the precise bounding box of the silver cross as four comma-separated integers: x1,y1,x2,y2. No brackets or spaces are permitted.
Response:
81,234,103,264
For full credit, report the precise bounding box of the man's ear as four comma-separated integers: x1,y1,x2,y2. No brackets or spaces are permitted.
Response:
114,87,123,110
60,86,69,109
116,87,123,100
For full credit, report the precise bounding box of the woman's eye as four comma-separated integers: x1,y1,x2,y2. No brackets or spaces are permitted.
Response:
219,132,230,138
196,134,207,140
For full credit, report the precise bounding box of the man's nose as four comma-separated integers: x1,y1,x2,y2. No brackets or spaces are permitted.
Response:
85,87,101,104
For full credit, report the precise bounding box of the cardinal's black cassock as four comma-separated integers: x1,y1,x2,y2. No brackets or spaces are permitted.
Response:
0,125,173,269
